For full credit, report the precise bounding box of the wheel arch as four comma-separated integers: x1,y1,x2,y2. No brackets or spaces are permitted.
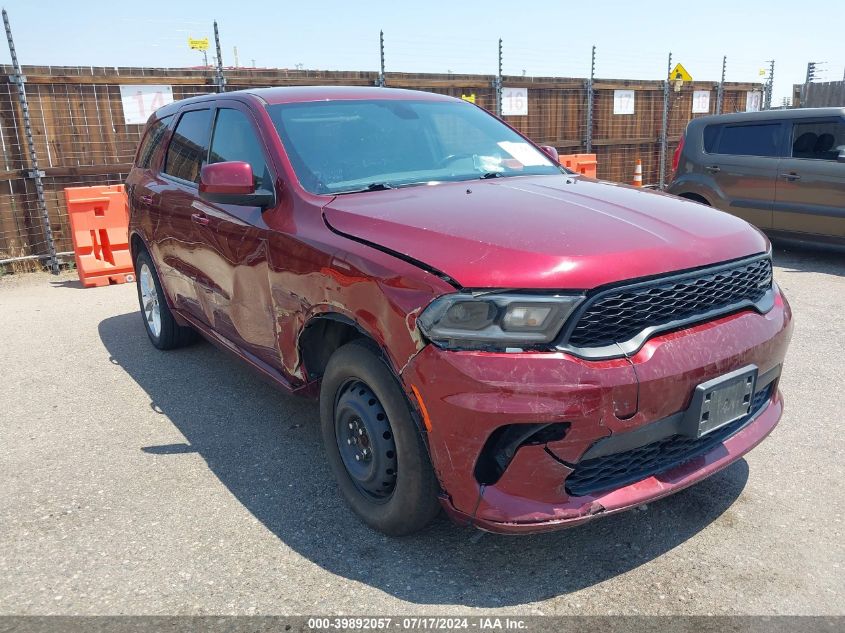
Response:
678,191,712,206
129,231,148,260
128,230,181,315
297,310,434,444
298,312,389,382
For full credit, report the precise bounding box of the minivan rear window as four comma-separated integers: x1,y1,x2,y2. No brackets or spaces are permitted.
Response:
712,123,782,157
702,124,719,153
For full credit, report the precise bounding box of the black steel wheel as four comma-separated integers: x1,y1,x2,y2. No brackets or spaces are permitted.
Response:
334,380,397,501
320,339,441,535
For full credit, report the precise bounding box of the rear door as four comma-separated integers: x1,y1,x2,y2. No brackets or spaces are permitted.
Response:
773,117,845,238
704,121,785,229
156,106,214,321
126,114,173,226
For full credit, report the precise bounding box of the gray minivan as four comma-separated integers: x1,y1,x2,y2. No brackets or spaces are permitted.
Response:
668,107,845,245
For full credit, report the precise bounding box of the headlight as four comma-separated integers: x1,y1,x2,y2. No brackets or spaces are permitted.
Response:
417,293,584,349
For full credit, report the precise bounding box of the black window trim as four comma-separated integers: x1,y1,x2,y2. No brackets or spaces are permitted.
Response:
703,120,787,158
161,105,214,189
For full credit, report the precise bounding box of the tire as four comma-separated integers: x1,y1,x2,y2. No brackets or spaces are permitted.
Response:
320,339,440,535
134,249,197,350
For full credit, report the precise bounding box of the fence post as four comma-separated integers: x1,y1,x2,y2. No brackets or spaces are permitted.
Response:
716,55,726,114
2,9,58,274
213,20,226,93
585,45,595,153
764,60,775,110
658,51,672,189
494,38,503,117
377,30,385,87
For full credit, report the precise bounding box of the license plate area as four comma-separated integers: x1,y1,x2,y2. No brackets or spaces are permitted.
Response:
686,366,758,438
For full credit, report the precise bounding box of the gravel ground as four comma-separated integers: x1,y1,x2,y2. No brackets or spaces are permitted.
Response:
0,245,842,616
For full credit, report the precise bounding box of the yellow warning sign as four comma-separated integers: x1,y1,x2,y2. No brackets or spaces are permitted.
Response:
188,37,209,51
669,63,693,82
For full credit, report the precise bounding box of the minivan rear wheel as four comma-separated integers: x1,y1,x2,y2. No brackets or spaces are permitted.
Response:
320,340,440,535
134,250,197,350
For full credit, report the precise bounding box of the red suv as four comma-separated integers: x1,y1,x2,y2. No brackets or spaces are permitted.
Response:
126,87,793,535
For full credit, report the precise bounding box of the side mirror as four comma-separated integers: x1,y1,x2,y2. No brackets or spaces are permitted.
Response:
539,145,559,163
199,161,274,208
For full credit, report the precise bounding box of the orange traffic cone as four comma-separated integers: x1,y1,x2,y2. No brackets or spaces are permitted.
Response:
632,159,643,187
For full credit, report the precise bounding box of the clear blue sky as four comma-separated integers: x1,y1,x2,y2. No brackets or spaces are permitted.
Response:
2,0,843,102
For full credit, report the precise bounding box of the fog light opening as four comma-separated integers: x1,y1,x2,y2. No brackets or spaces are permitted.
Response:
473,422,570,485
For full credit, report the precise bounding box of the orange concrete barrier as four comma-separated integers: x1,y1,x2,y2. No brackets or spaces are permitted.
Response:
558,153,597,179
64,184,134,288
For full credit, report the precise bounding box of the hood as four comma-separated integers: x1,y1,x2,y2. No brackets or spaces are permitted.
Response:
323,175,768,289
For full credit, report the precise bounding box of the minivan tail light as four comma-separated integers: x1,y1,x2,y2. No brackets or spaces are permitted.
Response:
672,134,685,174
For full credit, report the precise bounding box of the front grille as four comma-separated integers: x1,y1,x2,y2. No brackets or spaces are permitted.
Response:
564,384,773,497
566,257,773,349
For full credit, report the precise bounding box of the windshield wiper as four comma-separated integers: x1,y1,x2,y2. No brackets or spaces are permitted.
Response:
335,182,395,195
480,171,505,179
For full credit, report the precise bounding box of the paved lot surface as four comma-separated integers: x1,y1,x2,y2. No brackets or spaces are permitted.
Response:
1,245,843,615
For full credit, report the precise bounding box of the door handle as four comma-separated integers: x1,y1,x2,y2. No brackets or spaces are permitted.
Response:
140,194,153,204
191,212,210,226
779,172,801,181
704,165,721,173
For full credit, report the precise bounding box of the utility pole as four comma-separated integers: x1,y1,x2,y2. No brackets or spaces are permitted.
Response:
233,46,239,68
716,55,726,115
494,38,503,117
763,59,775,110
213,20,226,92
3,9,58,273
585,45,595,153
802,61,820,107
658,51,672,189
376,30,385,87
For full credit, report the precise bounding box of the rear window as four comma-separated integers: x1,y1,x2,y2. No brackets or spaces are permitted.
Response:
711,123,782,157
135,115,172,168
702,124,719,153
164,109,212,184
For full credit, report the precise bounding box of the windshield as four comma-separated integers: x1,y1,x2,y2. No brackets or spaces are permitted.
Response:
266,99,562,194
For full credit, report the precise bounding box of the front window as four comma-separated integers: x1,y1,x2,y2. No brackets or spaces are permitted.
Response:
266,99,561,194
208,108,271,189
791,119,845,160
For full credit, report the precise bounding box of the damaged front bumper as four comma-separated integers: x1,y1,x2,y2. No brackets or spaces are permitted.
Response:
401,288,793,534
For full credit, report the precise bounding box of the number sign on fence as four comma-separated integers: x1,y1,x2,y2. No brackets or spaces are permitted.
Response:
501,87,528,116
118,85,174,125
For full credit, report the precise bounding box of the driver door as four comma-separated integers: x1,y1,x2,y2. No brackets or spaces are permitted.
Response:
773,117,845,238
190,102,282,367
